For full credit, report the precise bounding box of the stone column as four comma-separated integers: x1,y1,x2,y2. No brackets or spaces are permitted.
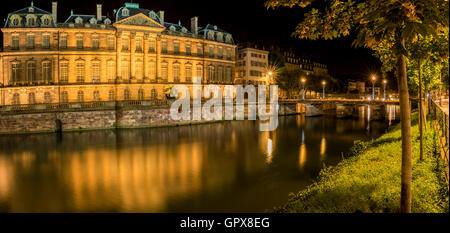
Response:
143,33,149,82
156,35,161,83
116,31,122,82
130,32,136,82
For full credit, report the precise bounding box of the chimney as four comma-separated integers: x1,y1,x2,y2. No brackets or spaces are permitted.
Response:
52,2,57,23
96,4,102,21
158,11,164,25
191,16,198,35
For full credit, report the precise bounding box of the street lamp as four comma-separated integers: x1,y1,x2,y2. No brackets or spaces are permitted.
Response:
301,78,306,100
383,80,387,100
371,75,376,100
322,81,326,99
267,71,273,85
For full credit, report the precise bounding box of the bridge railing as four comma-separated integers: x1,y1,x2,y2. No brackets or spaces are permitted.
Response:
430,99,449,188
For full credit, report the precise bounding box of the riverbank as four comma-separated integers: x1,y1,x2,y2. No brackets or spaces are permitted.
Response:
274,112,449,213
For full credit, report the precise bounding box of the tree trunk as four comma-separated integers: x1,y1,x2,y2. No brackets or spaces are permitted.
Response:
418,59,424,160
396,34,412,213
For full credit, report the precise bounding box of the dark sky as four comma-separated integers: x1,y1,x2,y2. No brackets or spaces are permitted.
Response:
1,0,383,80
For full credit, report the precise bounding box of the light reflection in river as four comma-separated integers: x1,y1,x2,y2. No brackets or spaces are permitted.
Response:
0,112,398,213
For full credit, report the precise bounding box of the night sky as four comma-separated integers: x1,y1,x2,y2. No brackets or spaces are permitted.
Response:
1,0,384,82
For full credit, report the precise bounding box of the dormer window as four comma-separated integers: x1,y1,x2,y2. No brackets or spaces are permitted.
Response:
122,8,129,17
26,15,36,26
149,11,157,19
104,18,111,25
216,32,223,42
225,34,232,43
181,27,188,33
29,7,34,13
75,17,83,24
207,31,215,40
89,18,97,25
169,26,176,31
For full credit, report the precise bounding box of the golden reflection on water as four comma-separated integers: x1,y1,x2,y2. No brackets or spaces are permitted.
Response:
320,136,327,160
298,144,307,169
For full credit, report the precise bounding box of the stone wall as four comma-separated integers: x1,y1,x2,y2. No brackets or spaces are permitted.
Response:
0,102,303,134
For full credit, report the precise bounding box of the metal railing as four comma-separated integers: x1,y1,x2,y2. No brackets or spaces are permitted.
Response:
430,99,449,187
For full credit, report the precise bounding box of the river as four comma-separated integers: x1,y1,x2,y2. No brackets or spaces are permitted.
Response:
0,105,399,212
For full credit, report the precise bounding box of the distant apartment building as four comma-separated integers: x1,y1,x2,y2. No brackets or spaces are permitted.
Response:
281,51,328,76
235,45,269,85
348,81,366,94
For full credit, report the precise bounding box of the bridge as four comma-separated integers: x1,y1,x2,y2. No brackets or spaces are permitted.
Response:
279,98,399,119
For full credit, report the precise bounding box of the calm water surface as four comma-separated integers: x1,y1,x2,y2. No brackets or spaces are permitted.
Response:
0,106,398,212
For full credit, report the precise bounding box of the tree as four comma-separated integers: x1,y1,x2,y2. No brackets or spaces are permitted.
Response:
266,0,449,212
275,68,305,98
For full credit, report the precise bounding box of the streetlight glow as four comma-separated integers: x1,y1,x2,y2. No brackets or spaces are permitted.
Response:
322,81,326,99
301,78,306,99
371,75,376,100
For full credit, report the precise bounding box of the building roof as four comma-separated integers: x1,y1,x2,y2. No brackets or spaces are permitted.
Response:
64,14,111,25
4,2,56,28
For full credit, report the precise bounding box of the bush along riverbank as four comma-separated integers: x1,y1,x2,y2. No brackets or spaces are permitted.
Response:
275,112,449,213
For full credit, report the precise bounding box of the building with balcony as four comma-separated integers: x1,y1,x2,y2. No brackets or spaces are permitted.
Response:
0,2,236,106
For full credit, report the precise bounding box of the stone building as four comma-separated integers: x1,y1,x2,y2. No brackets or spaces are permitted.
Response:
0,2,236,106
235,44,269,85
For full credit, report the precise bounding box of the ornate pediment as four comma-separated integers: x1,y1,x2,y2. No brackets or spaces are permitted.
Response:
114,13,164,28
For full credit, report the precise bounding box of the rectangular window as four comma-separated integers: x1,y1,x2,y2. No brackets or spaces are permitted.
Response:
161,63,168,81
92,62,100,83
60,34,67,49
209,46,214,58
174,41,180,54
218,47,223,59
136,37,142,52
135,61,143,79
43,35,50,49
197,45,202,56
27,62,36,82
122,37,129,51
76,35,83,49
149,61,156,80
107,61,115,81
196,66,202,81
76,62,85,83
12,35,19,50
121,61,129,79
226,49,231,60
60,63,68,83
42,62,52,82
27,35,35,49
11,63,20,83
92,36,99,49
107,36,114,50
185,43,191,55
161,40,167,53
185,65,192,82
173,64,180,82
149,38,155,52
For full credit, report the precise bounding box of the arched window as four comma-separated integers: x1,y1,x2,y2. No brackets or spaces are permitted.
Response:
11,62,21,83
44,92,51,103
77,90,84,102
207,31,215,40
138,89,144,100
122,8,129,17
151,89,157,99
124,89,130,100
61,91,68,103
28,92,35,104
93,90,100,101
12,93,20,105
108,89,115,101
75,17,83,24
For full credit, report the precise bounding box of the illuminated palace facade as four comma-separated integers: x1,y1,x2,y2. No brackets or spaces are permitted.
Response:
0,2,236,106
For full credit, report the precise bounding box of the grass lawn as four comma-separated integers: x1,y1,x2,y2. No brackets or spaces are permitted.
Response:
275,112,449,213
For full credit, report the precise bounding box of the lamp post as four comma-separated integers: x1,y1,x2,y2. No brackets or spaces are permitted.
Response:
371,75,376,100
322,81,326,99
301,78,306,100
383,79,387,100
267,71,273,85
